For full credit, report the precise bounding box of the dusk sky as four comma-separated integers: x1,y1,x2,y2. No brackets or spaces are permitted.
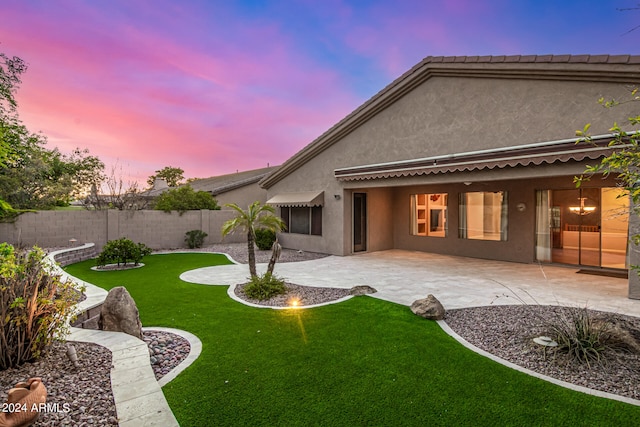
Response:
1,0,639,186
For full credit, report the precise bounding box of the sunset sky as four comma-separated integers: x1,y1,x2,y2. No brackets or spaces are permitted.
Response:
1,0,639,185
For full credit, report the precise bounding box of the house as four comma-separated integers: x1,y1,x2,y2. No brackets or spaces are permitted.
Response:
188,166,278,209
259,55,640,298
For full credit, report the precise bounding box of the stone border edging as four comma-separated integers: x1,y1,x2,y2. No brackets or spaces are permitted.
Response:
225,284,354,309
436,319,640,407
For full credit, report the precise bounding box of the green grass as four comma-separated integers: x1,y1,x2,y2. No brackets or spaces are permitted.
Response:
65,253,640,426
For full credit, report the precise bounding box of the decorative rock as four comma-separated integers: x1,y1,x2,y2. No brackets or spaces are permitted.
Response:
410,294,446,320
349,285,377,295
98,286,143,339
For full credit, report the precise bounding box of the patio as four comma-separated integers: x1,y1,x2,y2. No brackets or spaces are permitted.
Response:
181,249,640,317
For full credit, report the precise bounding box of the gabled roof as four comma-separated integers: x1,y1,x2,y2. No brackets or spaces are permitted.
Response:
260,54,640,189
188,166,278,195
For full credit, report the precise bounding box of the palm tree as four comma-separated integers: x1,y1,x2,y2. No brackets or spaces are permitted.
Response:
221,201,286,277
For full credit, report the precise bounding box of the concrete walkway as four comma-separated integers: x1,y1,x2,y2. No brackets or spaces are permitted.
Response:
181,249,640,317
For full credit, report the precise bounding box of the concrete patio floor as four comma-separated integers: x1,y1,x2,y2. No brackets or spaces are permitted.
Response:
181,249,640,317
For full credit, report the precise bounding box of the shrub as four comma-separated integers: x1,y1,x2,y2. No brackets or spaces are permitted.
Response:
546,306,619,368
243,273,286,301
185,229,208,249
254,228,276,250
0,244,81,370
154,185,220,213
96,238,152,268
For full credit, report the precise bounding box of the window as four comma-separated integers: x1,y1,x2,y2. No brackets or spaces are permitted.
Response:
281,206,322,235
411,193,448,237
459,191,507,241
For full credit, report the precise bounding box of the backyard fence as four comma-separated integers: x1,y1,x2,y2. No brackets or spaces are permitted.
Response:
0,209,245,251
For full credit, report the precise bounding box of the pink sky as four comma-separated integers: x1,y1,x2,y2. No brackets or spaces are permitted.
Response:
1,0,638,186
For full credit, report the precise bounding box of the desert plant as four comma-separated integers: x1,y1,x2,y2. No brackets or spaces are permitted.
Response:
546,306,617,368
0,244,81,370
221,201,286,277
185,229,208,249
254,228,276,250
96,238,151,268
243,272,286,301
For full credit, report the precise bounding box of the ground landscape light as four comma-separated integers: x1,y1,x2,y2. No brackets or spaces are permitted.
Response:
288,297,301,308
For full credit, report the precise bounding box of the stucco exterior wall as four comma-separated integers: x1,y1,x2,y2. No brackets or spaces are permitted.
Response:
323,77,636,172
267,75,637,256
0,209,243,250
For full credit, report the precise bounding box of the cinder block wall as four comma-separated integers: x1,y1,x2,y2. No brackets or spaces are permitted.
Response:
0,209,244,250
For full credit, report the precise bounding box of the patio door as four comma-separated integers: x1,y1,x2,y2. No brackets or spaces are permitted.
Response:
535,188,628,269
353,193,367,252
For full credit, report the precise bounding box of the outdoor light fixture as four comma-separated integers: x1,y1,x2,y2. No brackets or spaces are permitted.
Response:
288,297,301,308
569,198,596,215
334,194,341,200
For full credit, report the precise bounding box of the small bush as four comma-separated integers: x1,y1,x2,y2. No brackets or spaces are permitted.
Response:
0,244,81,370
96,238,152,267
185,230,208,248
244,273,286,300
547,306,617,368
254,228,276,250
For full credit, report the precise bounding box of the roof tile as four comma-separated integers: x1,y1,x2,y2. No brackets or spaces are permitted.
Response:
589,54,610,63
609,54,631,63
520,55,537,62
551,55,571,62
505,55,521,62
569,55,590,62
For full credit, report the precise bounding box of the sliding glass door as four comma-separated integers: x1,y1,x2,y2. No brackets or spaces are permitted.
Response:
535,188,628,269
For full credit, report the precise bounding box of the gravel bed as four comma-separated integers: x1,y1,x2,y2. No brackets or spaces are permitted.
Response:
157,242,330,264
0,341,118,426
143,330,191,380
235,282,352,307
445,304,640,400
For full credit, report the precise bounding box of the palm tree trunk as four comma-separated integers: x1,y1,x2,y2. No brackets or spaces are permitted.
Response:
247,231,257,277
266,238,281,276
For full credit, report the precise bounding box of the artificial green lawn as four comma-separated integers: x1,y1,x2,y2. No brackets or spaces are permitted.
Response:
65,253,640,426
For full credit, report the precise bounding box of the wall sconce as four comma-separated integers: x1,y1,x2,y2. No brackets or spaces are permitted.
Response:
569,198,596,215
334,194,341,200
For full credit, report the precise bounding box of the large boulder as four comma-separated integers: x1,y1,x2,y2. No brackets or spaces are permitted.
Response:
349,285,377,296
411,294,446,320
99,286,143,339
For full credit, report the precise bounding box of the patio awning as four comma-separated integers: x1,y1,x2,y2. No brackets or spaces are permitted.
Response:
334,135,625,181
266,191,324,207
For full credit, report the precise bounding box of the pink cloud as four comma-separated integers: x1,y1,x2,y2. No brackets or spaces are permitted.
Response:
1,1,359,185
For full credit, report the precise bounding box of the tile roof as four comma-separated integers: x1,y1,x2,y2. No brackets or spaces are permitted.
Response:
422,54,640,64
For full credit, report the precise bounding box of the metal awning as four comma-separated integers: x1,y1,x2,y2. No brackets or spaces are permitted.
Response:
266,191,324,207
334,135,624,181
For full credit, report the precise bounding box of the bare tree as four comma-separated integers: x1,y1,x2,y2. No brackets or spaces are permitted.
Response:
83,163,149,210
